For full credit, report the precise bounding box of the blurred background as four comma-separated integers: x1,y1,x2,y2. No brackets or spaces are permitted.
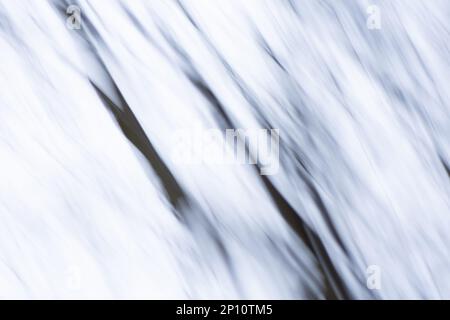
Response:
0,0,449,299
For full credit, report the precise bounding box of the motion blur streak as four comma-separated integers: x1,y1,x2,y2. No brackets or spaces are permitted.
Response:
0,0,449,299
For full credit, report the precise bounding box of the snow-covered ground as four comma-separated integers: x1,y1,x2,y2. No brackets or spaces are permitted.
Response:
0,0,450,299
